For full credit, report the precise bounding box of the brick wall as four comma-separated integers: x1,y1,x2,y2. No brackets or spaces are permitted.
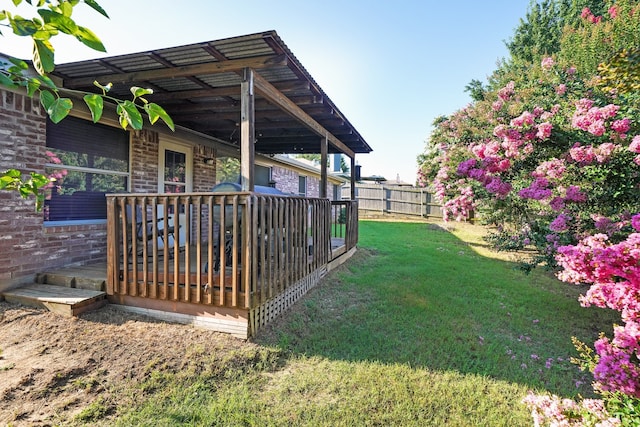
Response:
0,89,111,290
271,165,331,198
130,129,159,193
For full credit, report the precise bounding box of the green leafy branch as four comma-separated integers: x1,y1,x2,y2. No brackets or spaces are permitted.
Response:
0,168,49,211
0,0,175,210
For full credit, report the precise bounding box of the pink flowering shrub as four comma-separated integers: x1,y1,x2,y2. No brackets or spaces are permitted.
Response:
418,49,640,424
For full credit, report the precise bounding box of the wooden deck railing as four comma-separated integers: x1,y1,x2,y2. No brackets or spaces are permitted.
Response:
105,193,350,311
331,200,358,252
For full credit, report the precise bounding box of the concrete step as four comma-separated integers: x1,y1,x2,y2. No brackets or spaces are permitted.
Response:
2,284,107,317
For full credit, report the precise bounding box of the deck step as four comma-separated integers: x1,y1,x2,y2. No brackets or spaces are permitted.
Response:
35,264,106,291
2,284,107,317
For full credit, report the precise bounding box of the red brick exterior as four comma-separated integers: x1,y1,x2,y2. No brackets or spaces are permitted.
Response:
0,90,110,289
271,165,328,197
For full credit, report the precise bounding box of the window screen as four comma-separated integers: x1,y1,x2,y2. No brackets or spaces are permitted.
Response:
45,117,130,222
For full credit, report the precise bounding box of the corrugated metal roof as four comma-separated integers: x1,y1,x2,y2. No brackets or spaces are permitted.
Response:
53,30,372,156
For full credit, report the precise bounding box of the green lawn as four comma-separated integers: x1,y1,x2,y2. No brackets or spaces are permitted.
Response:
84,220,617,426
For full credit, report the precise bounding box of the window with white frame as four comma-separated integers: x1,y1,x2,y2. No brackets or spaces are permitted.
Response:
44,116,130,223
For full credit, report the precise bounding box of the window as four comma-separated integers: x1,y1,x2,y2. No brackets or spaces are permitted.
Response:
44,117,129,223
158,139,192,193
298,176,307,196
333,184,341,201
255,165,272,187
162,149,187,193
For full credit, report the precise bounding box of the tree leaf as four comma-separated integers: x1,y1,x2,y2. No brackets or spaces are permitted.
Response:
117,100,143,130
145,103,175,131
83,94,103,122
39,89,55,110
26,77,41,96
47,97,73,123
75,26,106,52
38,10,78,35
8,57,29,70
0,73,17,88
83,0,110,18
130,86,153,98
30,172,50,188
36,74,57,89
10,16,38,36
32,39,55,74
4,169,21,179
93,80,112,93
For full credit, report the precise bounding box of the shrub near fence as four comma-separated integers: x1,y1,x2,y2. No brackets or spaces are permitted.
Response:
342,184,443,219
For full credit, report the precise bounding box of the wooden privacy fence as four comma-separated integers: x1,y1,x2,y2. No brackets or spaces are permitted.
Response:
105,193,358,337
342,184,442,218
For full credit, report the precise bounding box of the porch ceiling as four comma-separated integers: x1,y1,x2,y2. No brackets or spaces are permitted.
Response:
53,31,372,157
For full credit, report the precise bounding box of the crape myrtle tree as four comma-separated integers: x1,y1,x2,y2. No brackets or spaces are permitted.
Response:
417,0,640,424
0,0,174,210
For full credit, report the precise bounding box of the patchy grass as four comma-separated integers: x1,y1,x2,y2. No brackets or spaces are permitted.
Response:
65,220,619,426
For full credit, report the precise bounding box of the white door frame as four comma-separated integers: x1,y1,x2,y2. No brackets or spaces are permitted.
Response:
158,137,193,193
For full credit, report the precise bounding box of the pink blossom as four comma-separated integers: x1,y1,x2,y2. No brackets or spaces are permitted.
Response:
493,124,508,139
492,100,503,111
629,135,640,153
549,214,571,232
570,143,596,164
541,56,555,71
456,158,477,176
533,158,566,180
594,143,619,163
498,81,515,101
522,392,618,426
612,118,631,135
510,111,535,128
632,214,640,232
588,120,607,136
550,197,565,212
581,7,592,19
518,178,552,200
555,84,567,96
536,122,552,139
609,5,618,18
565,185,586,203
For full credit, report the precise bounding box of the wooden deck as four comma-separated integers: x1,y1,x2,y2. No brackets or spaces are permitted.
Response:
2,196,359,338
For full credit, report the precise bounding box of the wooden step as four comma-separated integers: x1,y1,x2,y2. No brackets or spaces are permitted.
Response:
35,264,107,291
2,284,107,317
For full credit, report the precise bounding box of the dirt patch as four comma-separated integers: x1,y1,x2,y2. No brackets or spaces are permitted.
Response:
0,301,253,426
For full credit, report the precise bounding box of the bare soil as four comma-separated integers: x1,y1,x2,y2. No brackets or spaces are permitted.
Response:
0,301,253,426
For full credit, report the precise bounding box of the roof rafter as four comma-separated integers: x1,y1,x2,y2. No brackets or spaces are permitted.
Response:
252,70,355,158
64,54,287,88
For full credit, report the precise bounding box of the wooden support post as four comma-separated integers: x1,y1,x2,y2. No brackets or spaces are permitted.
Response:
241,68,255,192
350,156,356,201
320,134,328,199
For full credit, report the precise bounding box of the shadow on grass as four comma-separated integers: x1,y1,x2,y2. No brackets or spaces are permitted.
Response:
254,220,618,398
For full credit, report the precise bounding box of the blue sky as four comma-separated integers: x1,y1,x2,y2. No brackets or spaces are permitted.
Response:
3,0,531,183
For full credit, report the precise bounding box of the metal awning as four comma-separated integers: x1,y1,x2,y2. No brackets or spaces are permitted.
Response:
53,30,372,158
